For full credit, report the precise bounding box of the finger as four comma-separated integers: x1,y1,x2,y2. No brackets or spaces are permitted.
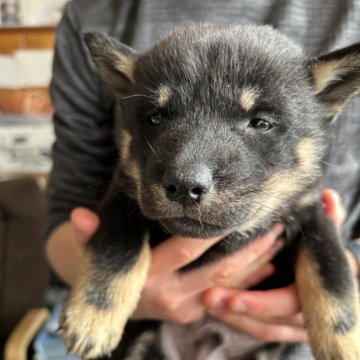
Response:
227,284,301,317
210,311,308,343
214,236,284,288
70,207,100,247
149,232,227,276
158,294,206,324
322,189,346,229
204,288,304,326
268,313,305,327
180,224,285,294
345,249,359,276
165,294,206,324
133,289,205,324
237,263,275,289
203,287,239,309
204,284,301,318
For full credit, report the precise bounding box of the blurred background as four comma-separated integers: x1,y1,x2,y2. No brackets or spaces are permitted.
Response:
0,1,73,359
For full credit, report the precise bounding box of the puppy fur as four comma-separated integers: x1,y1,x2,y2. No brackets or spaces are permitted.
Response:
60,24,360,359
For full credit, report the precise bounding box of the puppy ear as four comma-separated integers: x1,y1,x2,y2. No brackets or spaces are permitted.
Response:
83,32,137,94
309,43,360,117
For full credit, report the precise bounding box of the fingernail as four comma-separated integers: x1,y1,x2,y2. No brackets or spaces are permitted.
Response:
209,295,226,309
270,223,284,238
230,299,247,313
271,239,285,255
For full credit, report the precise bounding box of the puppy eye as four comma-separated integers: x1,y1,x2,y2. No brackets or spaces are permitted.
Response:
248,118,273,131
147,112,163,126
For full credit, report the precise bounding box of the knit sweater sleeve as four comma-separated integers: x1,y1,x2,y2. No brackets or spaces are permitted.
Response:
47,1,117,237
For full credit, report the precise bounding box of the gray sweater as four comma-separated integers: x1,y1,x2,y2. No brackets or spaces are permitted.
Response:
48,1,360,359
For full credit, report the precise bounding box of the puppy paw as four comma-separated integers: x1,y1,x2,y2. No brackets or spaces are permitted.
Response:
60,298,123,359
313,335,360,360
307,307,360,360
60,243,151,358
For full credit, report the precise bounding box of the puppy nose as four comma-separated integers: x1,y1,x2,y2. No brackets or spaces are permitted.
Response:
163,164,212,204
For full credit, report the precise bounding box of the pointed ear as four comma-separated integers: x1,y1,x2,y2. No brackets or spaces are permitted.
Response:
83,32,137,94
308,43,360,117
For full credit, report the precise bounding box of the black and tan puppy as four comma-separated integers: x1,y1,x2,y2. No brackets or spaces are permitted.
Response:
60,24,360,359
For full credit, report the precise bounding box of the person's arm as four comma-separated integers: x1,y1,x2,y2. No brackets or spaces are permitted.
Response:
46,1,117,280
46,221,77,285
46,208,100,285
47,1,117,238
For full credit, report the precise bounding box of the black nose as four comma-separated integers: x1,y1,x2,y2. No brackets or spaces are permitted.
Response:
163,164,212,204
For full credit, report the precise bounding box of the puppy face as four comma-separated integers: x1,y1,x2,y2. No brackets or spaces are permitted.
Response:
85,24,360,238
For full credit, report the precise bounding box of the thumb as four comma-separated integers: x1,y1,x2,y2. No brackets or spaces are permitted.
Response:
70,207,100,247
322,189,346,229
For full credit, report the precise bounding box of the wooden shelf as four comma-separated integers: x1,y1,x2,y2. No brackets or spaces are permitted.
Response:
0,26,55,54
0,26,55,31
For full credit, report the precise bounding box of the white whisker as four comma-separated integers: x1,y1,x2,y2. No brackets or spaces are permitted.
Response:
145,137,157,154
120,94,153,101
195,202,204,229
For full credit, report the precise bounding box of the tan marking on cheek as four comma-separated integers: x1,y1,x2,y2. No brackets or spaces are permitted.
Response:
120,129,132,163
296,247,360,359
296,138,322,174
114,53,136,83
157,86,171,107
239,87,260,111
297,191,319,208
236,172,299,233
61,236,151,358
236,138,323,234
120,129,142,196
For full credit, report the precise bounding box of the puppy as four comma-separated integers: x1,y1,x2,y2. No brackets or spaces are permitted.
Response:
60,24,360,359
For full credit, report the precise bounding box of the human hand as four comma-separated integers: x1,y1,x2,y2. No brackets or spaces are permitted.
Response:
132,224,285,322
70,207,285,324
202,188,348,343
71,188,353,341
323,189,359,276
45,207,101,285
70,207,100,252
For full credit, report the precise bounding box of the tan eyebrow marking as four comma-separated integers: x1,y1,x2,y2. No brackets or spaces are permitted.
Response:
157,86,172,107
239,87,261,111
119,130,141,199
